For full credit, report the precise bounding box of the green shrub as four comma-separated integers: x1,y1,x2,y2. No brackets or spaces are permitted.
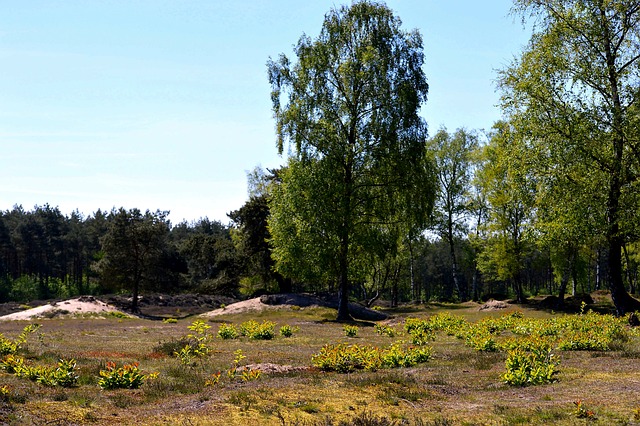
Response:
175,320,214,365
311,342,432,373
343,324,359,337
217,323,239,340
311,343,381,373
279,324,298,338
98,362,156,390
40,359,79,387
502,345,559,387
240,320,276,340
0,324,40,356
1,355,78,388
381,342,432,368
374,324,396,337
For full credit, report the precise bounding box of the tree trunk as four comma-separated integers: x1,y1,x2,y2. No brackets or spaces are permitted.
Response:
447,230,464,301
408,237,416,302
606,175,640,315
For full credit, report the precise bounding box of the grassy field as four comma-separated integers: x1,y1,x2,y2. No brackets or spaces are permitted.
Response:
1,300,640,425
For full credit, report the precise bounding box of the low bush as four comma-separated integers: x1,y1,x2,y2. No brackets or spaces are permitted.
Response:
343,324,359,337
240,320,276,340
502,345,558,387
217,323,239,340
98,361,156,390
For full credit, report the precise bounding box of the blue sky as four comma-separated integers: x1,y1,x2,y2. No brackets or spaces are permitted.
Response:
0,1,530,224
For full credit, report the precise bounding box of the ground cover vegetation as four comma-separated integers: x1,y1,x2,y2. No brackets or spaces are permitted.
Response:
3,1,640,422
0,303,639,424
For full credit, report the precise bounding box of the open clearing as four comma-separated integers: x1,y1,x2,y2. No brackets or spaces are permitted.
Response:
1,295,639,425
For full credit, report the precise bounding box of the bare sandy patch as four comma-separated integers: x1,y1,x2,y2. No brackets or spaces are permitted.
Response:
200,297,293,318
0,296,130,321
478,300,509,311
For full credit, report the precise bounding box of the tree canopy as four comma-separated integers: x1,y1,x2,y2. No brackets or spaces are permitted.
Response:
499,0,640,314
267,0,435,320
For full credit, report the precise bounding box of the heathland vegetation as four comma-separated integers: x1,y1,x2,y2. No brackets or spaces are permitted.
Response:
3,1,640,423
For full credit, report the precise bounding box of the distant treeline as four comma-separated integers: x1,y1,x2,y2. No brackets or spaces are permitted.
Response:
0,199,624,308
0,205,241,303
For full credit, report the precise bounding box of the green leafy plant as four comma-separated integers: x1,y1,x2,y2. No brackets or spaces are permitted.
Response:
279,324,298,338
217,323,239,340
343,324,359,338
374,324,397,337
37,358,79,387
240,320,276,340
0,323,41,356
381,342,432,368
573,400,596,419
1,355,78,388
241,368,261,382
98,361,157,390
502,345,559,387
312,343,380,373
311,341,432,373
175,320,214,365
227,349,246,379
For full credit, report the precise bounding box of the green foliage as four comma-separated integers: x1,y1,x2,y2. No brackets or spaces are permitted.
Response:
381,342,432,368
311,341,432,373
267,1,436,319
94,208,177,311
502,345,559,387
217,323,239,340
174,320,214,366
343,324,359,338
0,324,40,356
0,354,26,374
426,312,469,335
1,355,78,388
403,318,436,345
240,320,276,340
374,324,397,337
311,343,382,373
0,385,10,402
98,361,156,390
499,0,640,314
279,324,298,338
33,358,79,387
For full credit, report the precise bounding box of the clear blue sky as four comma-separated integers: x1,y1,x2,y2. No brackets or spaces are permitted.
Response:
0,1,530,224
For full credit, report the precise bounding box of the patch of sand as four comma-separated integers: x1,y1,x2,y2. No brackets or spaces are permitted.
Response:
479,300,509,311
200,298,292,318
0,296,130,321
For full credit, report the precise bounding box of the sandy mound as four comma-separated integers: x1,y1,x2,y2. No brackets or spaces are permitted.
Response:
479,300,509,311
201,298,278,317
0,296,130,321
237,363,312,375
201,293,388,321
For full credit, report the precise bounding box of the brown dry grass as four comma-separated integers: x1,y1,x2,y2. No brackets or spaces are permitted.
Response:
0,301,639,425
